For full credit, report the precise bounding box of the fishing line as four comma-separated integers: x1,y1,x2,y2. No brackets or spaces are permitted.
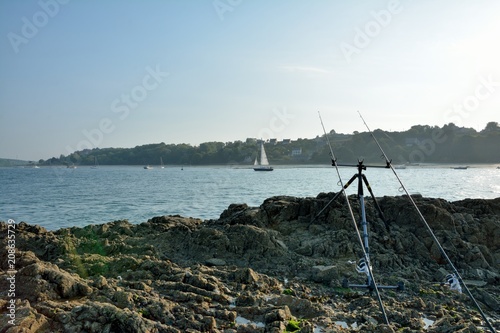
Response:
357,111,496,333
318,111,390,325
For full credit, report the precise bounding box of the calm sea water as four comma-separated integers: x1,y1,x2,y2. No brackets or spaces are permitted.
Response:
1,165,499,230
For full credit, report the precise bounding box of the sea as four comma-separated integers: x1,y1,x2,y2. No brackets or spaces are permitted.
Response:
1,165,499,231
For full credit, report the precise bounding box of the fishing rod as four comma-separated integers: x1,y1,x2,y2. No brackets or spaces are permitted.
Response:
357,111,496,333
318,112,390,325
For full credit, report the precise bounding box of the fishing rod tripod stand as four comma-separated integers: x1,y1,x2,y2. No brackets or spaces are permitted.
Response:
315,159,404,293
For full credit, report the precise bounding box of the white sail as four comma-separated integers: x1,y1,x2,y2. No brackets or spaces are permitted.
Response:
253,140,273,171
259,142,269,166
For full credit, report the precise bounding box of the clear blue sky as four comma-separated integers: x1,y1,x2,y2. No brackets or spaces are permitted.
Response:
1,0,499,160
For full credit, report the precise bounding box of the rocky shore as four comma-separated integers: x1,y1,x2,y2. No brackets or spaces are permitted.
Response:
1,194,499,332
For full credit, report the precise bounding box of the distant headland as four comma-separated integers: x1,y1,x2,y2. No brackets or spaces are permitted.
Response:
4,122,499,167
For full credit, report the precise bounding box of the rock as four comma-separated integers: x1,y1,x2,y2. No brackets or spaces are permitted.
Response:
364,314,378,326
235,293,257,306
114,290,134,309
310,265,338,283
220,203,250,220
463,279,487,287
233,267,260,284
0,195,498,332
0,300,50,332
435,267,449,282
272,295,328,318
477,289,499,311
264,307,292,323
13,259,92,301
94,275,108,288
375,324,395,333
205,258,227,266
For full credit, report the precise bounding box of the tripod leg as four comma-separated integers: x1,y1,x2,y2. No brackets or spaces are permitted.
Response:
362,174,386,222
311,174,357,223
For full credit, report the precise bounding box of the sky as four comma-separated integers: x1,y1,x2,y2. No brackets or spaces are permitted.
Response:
1,0,499,161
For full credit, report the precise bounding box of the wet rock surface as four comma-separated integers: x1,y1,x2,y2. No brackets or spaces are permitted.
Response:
1,194,499,332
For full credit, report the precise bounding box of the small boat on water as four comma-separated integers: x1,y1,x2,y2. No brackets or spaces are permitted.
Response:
160,157,165,169
253,141,273,171
91,156,98,169
394,165,407,169
453,166,468,170
67,164,77,169
144,165,152,170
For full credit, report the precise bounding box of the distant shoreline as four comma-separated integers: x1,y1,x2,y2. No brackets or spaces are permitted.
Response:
3,163,500,169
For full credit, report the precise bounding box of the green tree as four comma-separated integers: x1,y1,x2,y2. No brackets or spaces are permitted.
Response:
482,121,499,133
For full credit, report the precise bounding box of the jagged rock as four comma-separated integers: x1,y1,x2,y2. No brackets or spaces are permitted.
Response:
3,254,92,302
264,306,292,323
310,265,339,283
477,289,500,311
233,267,260,285
272,295,329,318
114,290,134,309
0,195,498,332
235,293,257,306
0,300,50,332
93,275,108,288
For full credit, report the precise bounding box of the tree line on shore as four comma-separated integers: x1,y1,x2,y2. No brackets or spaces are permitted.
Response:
39,122,499,166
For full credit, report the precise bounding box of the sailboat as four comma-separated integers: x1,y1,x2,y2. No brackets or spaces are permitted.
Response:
253,141,274,171
28,162,40,169
91,156,98,169
160,157,165,169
